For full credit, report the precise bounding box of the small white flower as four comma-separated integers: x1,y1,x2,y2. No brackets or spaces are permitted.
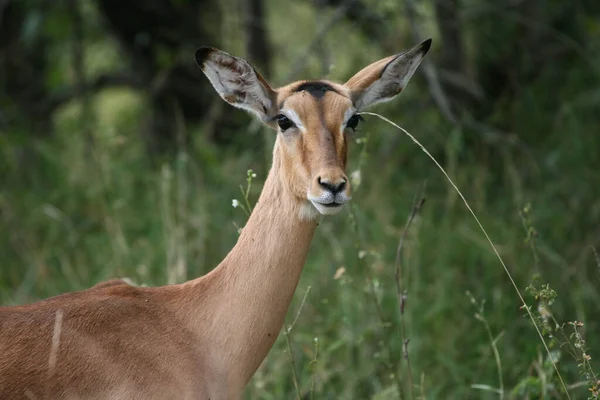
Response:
333,266,346,280
252,173,257,178
232,199,239,208
350,170,362,188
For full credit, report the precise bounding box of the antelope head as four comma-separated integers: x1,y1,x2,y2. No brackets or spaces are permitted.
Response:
195,39,431,220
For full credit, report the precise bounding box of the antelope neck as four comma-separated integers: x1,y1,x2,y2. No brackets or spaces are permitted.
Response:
182,147,318,390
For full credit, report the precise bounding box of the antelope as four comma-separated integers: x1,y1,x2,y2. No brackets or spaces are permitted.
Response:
0,39,431,399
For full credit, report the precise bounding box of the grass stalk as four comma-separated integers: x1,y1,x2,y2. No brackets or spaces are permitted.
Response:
394,191,425,400
283,328,302,400
467,291,505,399
284,285,312,400
360,111,571,399
348,203,405,399
310,337,319,400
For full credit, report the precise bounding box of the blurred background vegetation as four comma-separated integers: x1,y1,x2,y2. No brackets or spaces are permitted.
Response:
1,0,600,398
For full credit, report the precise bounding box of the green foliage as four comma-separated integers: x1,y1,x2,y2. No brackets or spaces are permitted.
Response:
2,0,600,399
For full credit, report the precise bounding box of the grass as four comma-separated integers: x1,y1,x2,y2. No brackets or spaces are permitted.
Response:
363,111,571,397
2,4,600,396
2,102,600,398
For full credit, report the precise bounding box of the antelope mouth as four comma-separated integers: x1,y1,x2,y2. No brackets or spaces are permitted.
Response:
310,200,345,216
320,202,343,208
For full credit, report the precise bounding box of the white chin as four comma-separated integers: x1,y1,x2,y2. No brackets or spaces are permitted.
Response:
311,201,344,215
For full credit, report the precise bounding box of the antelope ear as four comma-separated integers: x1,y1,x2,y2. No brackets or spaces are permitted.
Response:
195,47,277,121
344,39,432,110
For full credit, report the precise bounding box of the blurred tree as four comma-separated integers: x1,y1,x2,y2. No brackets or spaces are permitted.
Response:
3,0,598,154
244,0,272,77
466,0,596,126
0,0,254,152
317,0,389,47
94,0,223,152
0,0,51,135
433,0,475,112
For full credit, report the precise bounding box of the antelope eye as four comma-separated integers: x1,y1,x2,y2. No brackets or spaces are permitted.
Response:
346,114,363,131
276,114,295,131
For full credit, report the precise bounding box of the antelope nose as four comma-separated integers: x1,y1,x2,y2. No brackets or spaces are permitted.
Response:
317,176,346,194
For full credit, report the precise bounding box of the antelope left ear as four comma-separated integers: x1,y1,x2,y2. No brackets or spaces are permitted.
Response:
344,39,432,110
195,47,277,121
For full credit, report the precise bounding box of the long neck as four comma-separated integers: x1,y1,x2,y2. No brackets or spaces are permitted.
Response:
180,147,318,390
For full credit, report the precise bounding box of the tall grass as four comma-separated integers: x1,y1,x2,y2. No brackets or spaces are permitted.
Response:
2,101,600,398
2,13,600,395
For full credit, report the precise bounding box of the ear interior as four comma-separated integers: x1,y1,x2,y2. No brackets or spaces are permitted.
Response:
195,47,276,121
345,39,432,109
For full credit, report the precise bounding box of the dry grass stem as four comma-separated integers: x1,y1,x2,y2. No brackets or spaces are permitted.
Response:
394,190,425,400
283,285,312,400
360,111,571,399
283,328,302,400
287,285,312,334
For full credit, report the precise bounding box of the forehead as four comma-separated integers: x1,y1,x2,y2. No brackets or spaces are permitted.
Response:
276,80,354,124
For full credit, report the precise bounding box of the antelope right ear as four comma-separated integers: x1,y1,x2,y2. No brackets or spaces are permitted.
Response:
195,47,277,121
344,39,432,110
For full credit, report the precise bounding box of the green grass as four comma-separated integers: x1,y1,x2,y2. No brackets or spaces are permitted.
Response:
2,2,600,396
2,95,599,398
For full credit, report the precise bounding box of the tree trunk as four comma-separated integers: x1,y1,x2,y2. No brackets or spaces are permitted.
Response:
94,0,227,152
434,0,476,110
0,0,51,135
244,0,272,78
435,0,464,76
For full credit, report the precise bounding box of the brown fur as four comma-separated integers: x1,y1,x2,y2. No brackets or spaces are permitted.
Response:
273,82,353,201
0,40,430,399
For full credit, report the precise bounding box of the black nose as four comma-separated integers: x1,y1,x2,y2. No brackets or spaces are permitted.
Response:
318,177,346,194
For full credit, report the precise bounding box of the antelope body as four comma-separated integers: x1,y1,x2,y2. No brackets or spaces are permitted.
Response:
0,39,431,399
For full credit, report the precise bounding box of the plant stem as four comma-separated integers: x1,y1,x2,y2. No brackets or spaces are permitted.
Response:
394,190,425,400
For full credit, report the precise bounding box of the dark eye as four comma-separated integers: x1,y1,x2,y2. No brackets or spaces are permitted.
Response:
346,114,363,131
276,114,295,131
